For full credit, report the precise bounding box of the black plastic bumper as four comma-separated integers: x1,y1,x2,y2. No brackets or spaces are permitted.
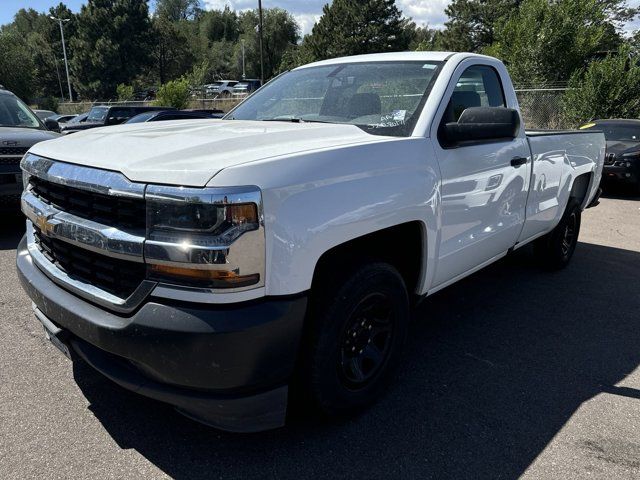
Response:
602,165,639,184
16,235,308,432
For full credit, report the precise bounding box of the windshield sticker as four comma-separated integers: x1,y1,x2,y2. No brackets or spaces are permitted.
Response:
391,110,407,122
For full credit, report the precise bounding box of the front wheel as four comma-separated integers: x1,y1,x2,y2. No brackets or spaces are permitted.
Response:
304,263,409,416
534,200,582,270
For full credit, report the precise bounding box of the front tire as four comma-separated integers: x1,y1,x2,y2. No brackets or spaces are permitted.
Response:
534,199,581,270
305,263,409,416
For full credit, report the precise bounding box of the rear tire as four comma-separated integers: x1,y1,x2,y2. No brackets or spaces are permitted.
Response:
534,199,581,270
304,262,409,416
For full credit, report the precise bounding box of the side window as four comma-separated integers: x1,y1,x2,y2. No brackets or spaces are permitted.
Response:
442,65,506,124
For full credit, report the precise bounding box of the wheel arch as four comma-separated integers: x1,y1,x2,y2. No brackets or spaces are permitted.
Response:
310,221,427,302
569,172,594,210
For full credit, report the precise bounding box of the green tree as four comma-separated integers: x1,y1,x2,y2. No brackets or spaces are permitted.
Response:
154,0,202,22
0,29,36,100
1,4,78,100
70,0,154,99
306,0,409,60
563,47,640,125
153,16,194,84
199,6,239,43
116,83,134,100
437,0,523,52
154,77,190,108
237,8,299,80
487,0,625,85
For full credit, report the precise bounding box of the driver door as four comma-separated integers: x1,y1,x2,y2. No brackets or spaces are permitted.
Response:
432,63,531,287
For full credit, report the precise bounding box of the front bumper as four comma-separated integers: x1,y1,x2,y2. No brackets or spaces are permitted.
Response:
602,163,639,184
0,172,22,210
16,235,308,432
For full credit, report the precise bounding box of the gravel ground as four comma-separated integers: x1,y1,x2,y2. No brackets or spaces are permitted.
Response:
1,190,639,479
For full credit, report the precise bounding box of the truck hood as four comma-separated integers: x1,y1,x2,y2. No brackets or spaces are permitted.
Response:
0,127,59,147
606,140,640,157
29,119,385,186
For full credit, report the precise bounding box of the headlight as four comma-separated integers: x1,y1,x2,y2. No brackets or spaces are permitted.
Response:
621,151,640,158
145,185,264,290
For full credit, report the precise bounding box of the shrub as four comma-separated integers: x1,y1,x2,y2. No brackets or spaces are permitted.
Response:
563,47,640,126
155,78,190,109
116,83,134,101
38,96,59,113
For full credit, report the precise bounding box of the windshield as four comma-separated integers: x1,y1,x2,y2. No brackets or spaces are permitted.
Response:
594,124,640,142
0,93,41,129
226,61,443,137
87,106,109,122
126,111,157,123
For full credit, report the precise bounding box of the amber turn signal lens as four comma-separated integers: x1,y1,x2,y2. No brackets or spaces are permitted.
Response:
149,264,260,288
227,203,258,225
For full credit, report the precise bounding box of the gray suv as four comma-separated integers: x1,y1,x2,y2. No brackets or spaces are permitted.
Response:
0,87,58,210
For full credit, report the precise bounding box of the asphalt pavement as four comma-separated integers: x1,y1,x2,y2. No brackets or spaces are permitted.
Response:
1,189,639,479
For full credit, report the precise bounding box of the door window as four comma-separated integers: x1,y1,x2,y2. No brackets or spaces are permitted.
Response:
442,65,506,124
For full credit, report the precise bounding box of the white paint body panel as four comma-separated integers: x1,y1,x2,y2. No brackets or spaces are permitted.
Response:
27,52,605,301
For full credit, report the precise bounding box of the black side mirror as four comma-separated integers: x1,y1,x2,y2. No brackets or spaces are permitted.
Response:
442,107,520,146
44,118,60,132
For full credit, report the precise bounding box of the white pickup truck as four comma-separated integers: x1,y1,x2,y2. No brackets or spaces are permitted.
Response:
17,52,604,432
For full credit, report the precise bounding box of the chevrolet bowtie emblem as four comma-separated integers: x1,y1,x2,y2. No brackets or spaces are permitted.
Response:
2,140,19,146
35,215,54,236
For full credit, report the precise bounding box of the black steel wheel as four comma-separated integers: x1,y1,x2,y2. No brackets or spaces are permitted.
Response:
304,262,409,415
534,199,581,270
338,292,395,389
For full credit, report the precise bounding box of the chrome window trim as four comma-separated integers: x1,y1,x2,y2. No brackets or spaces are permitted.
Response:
21,153,144,198
25,222,156,313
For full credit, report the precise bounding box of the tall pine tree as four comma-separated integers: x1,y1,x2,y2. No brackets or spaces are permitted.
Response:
70,0,153,99
307,0,410,60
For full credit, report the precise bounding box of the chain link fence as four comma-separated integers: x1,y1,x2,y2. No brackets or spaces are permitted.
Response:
515,88,570,130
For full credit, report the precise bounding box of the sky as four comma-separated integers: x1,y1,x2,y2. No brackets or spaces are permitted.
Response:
1,0,639,35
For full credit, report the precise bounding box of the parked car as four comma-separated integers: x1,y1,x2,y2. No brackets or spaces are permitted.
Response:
232,79,262,98
33,109,57,121
126,110,223,123
206,80,238,97
47,114,77,124
133,88,156,101
61,105,174,134
182,108,225,117
0,87,58,210
66,112,89,124
580,119,640,192
17,52,604,432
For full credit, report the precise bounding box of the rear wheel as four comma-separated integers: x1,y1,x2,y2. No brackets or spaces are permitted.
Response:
304,262,409,416
534,199,581,270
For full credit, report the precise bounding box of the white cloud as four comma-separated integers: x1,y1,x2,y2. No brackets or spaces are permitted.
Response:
201,0,453,35
397,0,450,29
202,0,640,36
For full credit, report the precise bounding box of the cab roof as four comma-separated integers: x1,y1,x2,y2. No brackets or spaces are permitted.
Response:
295,51,497,70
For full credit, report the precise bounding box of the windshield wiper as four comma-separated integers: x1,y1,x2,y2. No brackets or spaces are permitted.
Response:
261,117,338,124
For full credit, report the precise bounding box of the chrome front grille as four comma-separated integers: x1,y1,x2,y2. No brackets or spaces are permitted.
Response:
29,176,146,231
604,153,616,165
0,146,28,166
33,226,146,299
21,153,153,312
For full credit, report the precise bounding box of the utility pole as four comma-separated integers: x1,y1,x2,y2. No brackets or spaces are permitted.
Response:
258,0,264,84
241,39,246,79
50,16,73,102
53,56,65,101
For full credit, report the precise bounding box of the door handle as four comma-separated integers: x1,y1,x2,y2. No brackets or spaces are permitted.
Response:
511,156,528,167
